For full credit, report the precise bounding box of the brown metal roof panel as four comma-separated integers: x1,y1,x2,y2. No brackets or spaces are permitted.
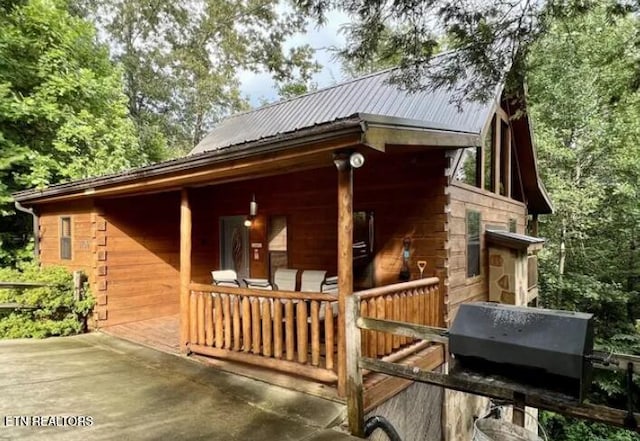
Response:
191,60,497,155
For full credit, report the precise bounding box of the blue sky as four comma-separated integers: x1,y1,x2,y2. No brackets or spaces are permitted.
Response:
238,11,350,107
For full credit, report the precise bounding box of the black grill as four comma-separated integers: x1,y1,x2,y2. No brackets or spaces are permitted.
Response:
449,302,594,402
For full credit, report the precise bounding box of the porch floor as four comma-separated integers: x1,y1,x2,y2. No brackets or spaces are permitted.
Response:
102,315,445,410
101,315,341,402
102,314,180,354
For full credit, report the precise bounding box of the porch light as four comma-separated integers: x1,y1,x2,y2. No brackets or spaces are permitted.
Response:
244,194,258,228
249,194,258,217
349,152,365,168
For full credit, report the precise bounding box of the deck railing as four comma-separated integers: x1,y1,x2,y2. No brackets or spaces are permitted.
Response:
187,283,338,383
354,277,443,359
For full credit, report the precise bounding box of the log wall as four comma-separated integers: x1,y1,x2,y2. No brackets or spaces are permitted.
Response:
444,181,527,324
96,192,181,326
190,149,449,288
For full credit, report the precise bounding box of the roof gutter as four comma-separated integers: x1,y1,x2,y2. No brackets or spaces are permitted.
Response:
13,118,365,204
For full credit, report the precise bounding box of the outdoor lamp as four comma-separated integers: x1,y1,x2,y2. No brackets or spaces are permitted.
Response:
245,194,258,227
349,152,365,168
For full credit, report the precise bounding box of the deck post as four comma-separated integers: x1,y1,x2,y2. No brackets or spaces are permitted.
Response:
180,188,192,354
335,154,354,397
345,294,364,436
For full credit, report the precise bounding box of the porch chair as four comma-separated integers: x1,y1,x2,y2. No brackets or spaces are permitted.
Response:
273,268,298,291
300,270,327,292
211,270,240,287
300,270,339,321
243,278,273,290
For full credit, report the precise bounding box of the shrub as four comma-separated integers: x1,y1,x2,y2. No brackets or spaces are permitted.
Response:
0,264,95,339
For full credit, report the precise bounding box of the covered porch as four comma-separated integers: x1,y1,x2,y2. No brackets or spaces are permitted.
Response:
98,144,449,400
177,147,447,398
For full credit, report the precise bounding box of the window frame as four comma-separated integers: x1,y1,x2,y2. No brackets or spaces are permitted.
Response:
60,216,72,260
466,210,481,278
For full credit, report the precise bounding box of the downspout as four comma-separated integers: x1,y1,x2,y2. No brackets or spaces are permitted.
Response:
14,200,39,261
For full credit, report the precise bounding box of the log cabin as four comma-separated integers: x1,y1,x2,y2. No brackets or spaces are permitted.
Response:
13,60,552,440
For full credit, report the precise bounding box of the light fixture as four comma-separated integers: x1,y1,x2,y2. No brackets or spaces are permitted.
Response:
349,152,365,168
249,194,258,217
245,194,258,228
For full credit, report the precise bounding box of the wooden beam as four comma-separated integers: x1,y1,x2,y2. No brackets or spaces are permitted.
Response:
23,135,362,205
179,188,192,353
346,292,364,436
531,214,539,237
360,357,640,432
364,126,480,151
357,316,449,344
190,344,338,383
504,121,512,198
335,153,354,397
494,114,501,194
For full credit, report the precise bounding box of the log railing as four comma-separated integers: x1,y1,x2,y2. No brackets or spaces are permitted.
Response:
187,282,338,383
354,277,442,359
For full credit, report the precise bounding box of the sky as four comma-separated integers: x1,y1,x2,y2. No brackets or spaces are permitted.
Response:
238,11,350,107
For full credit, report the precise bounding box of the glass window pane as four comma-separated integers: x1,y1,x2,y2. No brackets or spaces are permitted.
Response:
466,210,481,277
484,115,495,192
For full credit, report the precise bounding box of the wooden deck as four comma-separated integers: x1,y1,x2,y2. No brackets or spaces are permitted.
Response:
101,314,343,402
102,315,180,354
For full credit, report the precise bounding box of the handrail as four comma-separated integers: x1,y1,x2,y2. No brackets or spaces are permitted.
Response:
355,277,439,299
189,282,337,302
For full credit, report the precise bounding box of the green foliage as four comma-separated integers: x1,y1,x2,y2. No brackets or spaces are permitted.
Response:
541,412,640,441
76,0,320,156
528,5,640,439
0,0,145,266
0,264,95,339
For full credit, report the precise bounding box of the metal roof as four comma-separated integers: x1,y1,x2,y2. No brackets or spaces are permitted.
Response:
191,63,496,155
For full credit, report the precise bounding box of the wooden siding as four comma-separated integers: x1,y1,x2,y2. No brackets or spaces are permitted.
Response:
190,149,448,288
97,192,181,326
445,181,527,323
38,200,95,275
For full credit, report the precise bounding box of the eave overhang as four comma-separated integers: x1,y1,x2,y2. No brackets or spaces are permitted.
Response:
13,113,481,206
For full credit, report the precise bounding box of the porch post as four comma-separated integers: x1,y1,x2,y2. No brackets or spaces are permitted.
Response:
180,188,192,354
335,154,353,397
531,214,539,237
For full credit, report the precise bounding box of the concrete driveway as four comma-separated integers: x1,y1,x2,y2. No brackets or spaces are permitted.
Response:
0,333,356,441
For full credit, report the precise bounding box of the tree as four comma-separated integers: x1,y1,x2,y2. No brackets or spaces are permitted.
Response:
0,0,144,266
526,5,640,439
79,0,321,158
295,0,637,103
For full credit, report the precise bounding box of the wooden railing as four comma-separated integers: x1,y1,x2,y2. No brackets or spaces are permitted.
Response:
528,255,538,290
354,277,442,359
187,283,338,383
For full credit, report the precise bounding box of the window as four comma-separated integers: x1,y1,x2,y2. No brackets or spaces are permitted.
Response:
466,211,481,277
500,120,510,196
60,217,72,260
268,215,288,275
483,115,495,192
453,147,481,187
509,218,517,233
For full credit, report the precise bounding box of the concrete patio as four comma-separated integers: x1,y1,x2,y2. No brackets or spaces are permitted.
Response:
0,333,358,441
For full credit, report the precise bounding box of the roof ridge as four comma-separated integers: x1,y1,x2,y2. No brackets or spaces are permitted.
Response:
223,67,396,122
223,50,457,123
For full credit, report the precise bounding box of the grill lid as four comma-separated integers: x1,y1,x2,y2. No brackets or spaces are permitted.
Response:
449,302,594,401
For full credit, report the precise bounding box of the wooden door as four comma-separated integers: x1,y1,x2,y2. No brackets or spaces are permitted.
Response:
219,216,250,281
